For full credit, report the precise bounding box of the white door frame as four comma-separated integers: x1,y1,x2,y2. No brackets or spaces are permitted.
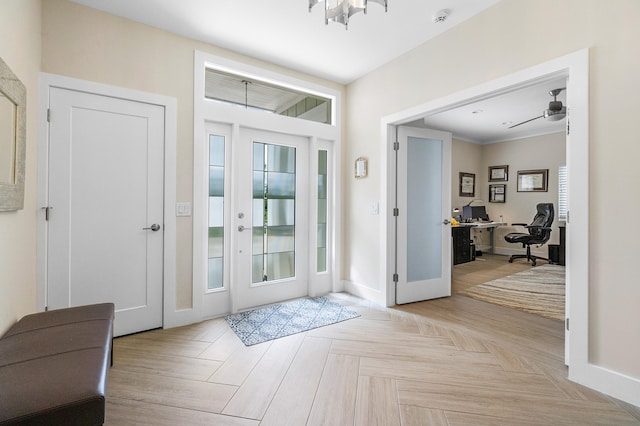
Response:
193,51,342,320
37,73,179,327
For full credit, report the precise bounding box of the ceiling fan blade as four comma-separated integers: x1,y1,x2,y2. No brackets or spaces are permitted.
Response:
508,115,544,129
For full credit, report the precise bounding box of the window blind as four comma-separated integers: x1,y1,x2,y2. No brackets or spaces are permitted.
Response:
558,165,567,221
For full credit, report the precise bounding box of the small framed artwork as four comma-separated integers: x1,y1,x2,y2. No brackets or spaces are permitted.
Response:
489,165,508,182
354,157,367,178
459,172,475,197
517,169,548,192
489,184,506,203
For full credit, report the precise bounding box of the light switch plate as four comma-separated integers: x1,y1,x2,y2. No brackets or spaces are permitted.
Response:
370,202,379,215
176,202,192,217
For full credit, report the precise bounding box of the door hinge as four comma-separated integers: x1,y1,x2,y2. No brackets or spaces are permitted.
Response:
42,206,53,221
47,108,51,122
566,318,569,331
393,141,399,151
393,273,399,283
393,207,399,216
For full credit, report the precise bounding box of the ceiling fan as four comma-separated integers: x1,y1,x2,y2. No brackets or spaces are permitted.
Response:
509,88,566,129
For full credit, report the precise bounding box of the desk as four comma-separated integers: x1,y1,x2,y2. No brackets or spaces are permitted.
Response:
457,222,505,254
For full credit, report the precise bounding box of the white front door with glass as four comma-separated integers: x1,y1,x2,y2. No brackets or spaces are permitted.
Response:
203,125,312,314
235,129,309,311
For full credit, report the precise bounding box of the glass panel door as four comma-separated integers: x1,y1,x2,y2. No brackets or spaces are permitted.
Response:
395,126,452,304
234,128,309,311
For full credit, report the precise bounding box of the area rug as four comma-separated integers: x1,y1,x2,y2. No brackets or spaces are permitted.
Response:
460,264,565,321
225,296,360,345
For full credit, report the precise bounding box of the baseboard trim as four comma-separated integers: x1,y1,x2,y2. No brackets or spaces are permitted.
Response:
570,363,640,408
343,280,385,306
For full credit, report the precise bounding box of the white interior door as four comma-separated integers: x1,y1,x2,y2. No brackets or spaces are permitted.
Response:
395,126,452,304
46,87,164,336
233,128,309,311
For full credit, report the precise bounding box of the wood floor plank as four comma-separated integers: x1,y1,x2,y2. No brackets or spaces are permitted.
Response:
444,411,541,426
332,339,491,367
484,341,541,374
113,347,222,381
151,317,229,343
361,357,565,398
355,376,401,426
106,397,258,426
399,405,449,426
107,369,237,414
207,340,271,386
114,331,211,358
397,380,639,425
222,333,305,420
446,328,489,353
261,337,332,426
307,354,360,426
198,328,246,362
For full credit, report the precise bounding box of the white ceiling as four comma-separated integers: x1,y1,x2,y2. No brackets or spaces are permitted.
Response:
69,0,568,143
411,77,568,144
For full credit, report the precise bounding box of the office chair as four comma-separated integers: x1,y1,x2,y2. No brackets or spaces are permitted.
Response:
504,203,554,266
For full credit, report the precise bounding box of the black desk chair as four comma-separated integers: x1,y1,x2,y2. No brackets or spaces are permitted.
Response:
504,203,554,266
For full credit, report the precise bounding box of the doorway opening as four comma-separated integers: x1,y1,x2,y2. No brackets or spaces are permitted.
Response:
382,50,589,372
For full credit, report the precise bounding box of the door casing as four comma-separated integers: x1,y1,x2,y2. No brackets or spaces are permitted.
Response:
37,73,178,328
193,51,342,320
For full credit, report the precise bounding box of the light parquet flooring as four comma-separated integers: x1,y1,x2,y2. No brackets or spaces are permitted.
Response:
106,258,640,425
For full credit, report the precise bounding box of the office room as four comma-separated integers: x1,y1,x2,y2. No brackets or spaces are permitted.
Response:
1,0,640,424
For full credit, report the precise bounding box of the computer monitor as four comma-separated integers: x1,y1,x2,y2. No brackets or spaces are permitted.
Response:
462,205,489,221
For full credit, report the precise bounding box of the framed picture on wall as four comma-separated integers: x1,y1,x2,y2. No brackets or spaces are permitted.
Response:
489,184,506,203
489,165,508,182
459,172,475,197
517,169,548,192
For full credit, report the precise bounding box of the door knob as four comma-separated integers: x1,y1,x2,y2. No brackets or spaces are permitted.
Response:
443,219,451,225
143,224,161,231
238,225,251,232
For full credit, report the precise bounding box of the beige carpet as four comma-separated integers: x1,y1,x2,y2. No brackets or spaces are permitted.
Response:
461,264,565,321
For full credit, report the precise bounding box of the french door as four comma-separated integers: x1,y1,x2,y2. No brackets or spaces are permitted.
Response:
395,126,452,304
202,124,313,315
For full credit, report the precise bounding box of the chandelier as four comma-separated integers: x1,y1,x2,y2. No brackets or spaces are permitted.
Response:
309,0,388,29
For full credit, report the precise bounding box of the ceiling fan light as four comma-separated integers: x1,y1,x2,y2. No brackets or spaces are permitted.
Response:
544,107,566,121
547,114,565,122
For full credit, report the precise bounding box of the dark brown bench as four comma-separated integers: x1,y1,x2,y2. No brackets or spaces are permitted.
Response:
0,303,114,426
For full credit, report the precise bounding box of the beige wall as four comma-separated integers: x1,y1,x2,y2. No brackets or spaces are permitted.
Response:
40,0,345,310
480,133,566,253
451,138,482,219
345,0,640,377
0,0,41,335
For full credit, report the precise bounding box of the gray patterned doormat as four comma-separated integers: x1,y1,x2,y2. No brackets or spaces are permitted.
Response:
225,296,360,346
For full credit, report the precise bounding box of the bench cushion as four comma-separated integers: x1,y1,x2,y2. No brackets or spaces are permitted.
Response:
0,303,114,426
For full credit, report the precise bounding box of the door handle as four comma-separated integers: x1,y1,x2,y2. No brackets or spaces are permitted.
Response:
443,219,451,225
238,225,251,232
143,224,161,231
